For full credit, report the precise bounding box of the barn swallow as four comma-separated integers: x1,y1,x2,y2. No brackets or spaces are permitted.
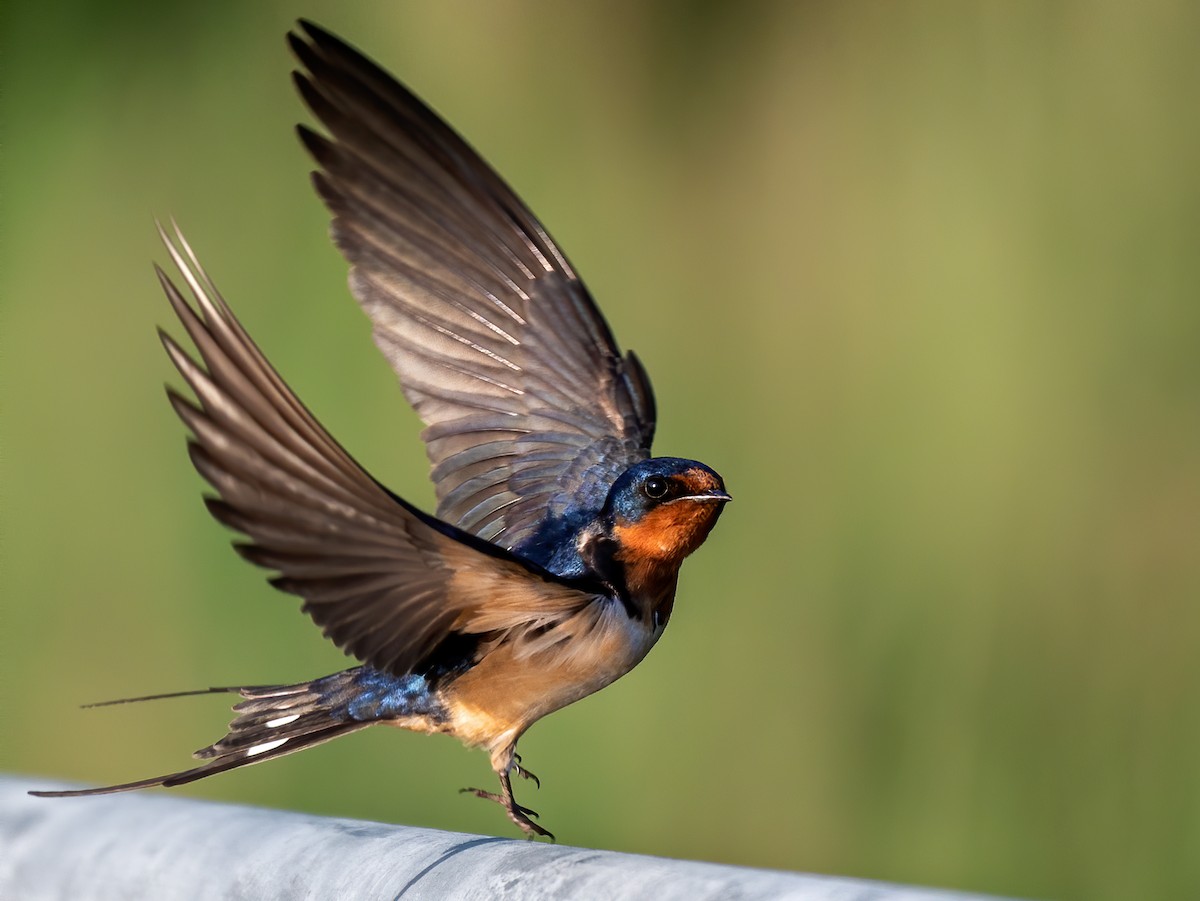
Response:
31,21,729,840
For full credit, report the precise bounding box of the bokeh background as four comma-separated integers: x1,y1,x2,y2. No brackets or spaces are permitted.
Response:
4,2,1199,898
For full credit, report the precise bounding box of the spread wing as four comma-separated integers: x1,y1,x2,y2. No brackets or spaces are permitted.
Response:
289,20,656,551
156,224,604,678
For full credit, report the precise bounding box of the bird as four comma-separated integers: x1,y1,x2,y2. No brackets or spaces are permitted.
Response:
31,20,729,841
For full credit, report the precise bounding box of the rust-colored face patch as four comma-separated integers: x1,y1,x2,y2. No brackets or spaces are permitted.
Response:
610,496,725,612
678,466,725,497
613,494,726,566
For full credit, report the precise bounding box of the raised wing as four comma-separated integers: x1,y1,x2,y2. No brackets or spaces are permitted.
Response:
289,21,656,551
156,224,603,678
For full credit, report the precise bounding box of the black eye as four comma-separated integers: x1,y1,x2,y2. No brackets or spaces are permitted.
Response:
643,476,669,499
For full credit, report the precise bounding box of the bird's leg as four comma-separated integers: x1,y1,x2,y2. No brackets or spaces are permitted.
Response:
460,753,554,841
512,752,540,789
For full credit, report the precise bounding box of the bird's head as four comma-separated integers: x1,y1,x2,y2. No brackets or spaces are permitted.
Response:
603,457,730,570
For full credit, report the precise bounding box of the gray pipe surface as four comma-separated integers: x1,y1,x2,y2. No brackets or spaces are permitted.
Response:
0,776,1010,900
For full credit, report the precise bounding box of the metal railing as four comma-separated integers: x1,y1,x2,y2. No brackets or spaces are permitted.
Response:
1,776,1008,900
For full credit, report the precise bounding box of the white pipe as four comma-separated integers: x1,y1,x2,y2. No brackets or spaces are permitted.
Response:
0,776,1011,901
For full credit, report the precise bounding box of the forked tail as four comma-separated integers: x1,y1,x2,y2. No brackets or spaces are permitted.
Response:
30,669,373,797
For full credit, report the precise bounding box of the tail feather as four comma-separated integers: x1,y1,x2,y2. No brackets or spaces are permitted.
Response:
30,670,371,798
29,723,369,797
200,709,350,759
81,686,245,708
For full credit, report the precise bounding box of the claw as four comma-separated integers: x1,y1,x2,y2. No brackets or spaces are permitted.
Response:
513,763,541,789
460,765,555,841
512,752,541,789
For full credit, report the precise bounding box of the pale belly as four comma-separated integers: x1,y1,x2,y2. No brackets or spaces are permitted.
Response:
439,602,661,762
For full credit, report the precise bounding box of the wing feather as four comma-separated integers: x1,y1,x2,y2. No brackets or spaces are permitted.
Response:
290,21,656,552
157,223,603,678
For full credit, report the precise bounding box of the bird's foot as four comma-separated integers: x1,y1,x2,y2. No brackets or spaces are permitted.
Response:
459,785,555,841
512,753,540,789
506,802,554,841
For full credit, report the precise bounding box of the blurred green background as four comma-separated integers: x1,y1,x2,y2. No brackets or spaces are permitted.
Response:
3,2,1199,898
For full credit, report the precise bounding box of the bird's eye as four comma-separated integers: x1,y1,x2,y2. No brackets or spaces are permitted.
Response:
643,476,669,499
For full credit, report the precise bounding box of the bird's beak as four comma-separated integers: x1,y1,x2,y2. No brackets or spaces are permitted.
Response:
677,489,732,504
